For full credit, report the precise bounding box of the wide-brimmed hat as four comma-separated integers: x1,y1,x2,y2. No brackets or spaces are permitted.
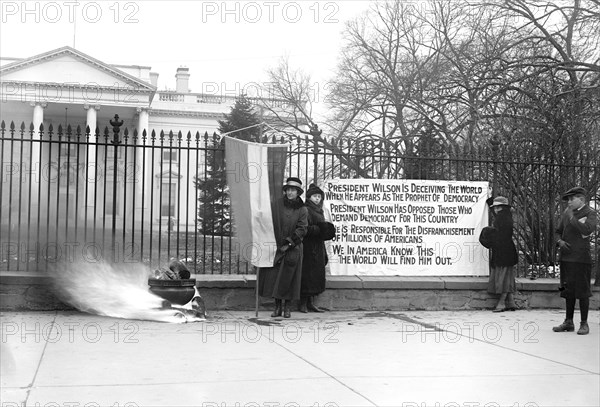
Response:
306,184,324,199
490,196,510,207
561,186,587,201
282,177,303,195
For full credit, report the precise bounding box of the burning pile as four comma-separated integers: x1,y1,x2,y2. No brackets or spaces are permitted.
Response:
51,259,205,323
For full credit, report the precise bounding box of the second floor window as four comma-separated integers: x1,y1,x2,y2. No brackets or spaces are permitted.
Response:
162,150,178,163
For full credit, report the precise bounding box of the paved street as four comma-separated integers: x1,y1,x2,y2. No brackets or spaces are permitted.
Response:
1,309,599,407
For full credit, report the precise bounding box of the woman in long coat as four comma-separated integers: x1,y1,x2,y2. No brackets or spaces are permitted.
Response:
487,196,519,312
299,184,328,313
259,177,308,318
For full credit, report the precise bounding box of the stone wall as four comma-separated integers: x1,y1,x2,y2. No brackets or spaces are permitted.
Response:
2,272,598,312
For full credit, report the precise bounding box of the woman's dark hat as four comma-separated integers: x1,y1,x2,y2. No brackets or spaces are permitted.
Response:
283,177,303,195
306,184,325,199
561,186,587,201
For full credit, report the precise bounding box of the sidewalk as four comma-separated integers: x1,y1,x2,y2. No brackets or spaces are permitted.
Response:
1,309,599,407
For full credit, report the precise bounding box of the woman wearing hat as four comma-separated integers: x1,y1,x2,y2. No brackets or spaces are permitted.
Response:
259,177,308,318
299,184,334,313
486,196,519,312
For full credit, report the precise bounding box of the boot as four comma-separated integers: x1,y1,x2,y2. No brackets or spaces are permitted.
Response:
298,297,308,313
505,293,518,311
307,296,324,313
271,299,282,317
577,322,589,335
552,319,574,332
283,300,291,318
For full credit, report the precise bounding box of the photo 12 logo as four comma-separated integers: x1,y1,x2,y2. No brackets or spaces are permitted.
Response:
0,403,139,407
400,403,539,407
200,1,340,24
201,403,339,407
1,321,140,344
1,1,140,24
401,321,539,344
201,321,339,344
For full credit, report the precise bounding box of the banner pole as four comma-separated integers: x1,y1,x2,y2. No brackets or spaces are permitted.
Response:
255,267,260,318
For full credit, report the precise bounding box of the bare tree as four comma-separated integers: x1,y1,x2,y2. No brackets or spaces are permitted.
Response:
260,57,371,180
260,0,600,276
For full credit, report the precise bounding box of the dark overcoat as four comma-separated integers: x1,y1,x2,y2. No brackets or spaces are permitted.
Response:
490,208,518,267
555,204,597,299
556,204,597,264
258,196,308,300
301,201,328,297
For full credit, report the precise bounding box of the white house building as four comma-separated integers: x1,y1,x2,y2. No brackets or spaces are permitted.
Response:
0,46,270,242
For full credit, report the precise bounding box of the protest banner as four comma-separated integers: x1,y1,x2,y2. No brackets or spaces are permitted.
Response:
324,179,490,276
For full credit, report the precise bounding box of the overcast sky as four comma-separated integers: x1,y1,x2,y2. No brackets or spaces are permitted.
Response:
1,0,372,105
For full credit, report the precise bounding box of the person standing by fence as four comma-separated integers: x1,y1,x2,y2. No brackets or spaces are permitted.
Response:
486,196,519,312
299,184,335,313
553,187,597,335
259,177,308,319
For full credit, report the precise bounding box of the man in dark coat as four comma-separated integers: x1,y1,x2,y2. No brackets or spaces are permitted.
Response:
553,187,597,335
258,177,308,318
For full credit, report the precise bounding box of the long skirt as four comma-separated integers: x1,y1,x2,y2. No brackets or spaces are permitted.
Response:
559,261,592,299
487,266,516,294
258,256,302,301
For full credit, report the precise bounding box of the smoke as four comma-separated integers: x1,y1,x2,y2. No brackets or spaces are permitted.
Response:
50,260,201,323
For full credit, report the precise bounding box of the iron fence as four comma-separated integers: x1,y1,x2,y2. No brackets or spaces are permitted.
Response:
1,118,598,279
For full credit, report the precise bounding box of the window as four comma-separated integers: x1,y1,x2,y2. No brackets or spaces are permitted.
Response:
162,150,178,162
161,182,177,217
105,179,120,216
106,146,122,159
60,140,78,159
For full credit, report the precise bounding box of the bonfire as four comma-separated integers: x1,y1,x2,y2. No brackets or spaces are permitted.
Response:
51,259,206,323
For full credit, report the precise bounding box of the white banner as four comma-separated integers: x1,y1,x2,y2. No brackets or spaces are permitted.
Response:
324,179,490,276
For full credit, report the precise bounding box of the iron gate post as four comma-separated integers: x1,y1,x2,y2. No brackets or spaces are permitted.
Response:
110,114,123,263
309,123,322,183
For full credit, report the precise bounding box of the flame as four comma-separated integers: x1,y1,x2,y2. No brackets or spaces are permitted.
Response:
50,260,201,323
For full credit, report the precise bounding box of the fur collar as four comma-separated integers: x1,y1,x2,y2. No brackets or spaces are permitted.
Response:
283,196,304,209
306,200,324,215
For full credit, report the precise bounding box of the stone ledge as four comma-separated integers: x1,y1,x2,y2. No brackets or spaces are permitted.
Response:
325,276,363,289
518,279,561,291
358,276,445,289
1,271,596,292
198,274,253,288
0,271,51,285
443,277,489,290
1,271,598,311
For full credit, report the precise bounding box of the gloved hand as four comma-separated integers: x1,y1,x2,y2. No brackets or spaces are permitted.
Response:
280,240,293,253
557,239,571,252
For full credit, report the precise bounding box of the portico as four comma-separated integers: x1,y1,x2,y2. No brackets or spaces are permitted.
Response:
0,47,157,235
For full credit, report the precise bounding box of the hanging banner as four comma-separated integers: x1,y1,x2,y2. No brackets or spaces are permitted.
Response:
324,179,490,276
224,137,288,268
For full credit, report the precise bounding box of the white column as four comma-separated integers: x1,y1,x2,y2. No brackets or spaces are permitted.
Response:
29,102,46,223
85,104,98,135
84,104,100,229
32,102,46,133
137,107,149,138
